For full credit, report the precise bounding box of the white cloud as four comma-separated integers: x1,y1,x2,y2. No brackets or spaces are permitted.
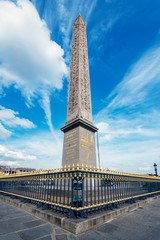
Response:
0,129,63,169
139,166,151,172
55,0,97,49
98,139,160,174
0,144,36,163
107,44,160,110
0,123,12,139
85,0,97,24
89,16,119,46
0,0,68,132
94,41,160,174
8,130,63,169
95,110,160,174
0,161,20,167
0,105,35,129
96,110,160,143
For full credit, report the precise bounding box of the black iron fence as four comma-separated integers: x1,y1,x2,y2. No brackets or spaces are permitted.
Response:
0,165,160,218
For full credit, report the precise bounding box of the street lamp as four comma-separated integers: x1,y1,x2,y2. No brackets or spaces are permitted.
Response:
153,163,158,176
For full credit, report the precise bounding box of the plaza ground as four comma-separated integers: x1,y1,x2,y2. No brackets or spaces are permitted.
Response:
0,198,159,240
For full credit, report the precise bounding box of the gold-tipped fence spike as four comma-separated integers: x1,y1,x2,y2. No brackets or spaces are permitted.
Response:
96,168,99,172
52,168,53,172
103,168,105,173
57,167,60,172
81,164,84,170
61,166,63,172
64,165,66,171
72,164,75,170
100,167,102,172
77,163,79,170
93,166,96,172
68,165,70,171
54,168,56,173
90,166,92,171
86,165,88,171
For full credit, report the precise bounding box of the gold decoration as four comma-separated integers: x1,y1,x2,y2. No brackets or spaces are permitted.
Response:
81,164,84,170
77,163,79,170
72,164,75,170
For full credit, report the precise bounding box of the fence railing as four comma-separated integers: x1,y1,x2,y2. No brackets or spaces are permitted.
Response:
0,165,160,218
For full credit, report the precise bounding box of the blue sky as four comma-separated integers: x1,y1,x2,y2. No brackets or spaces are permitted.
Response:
0,0,160,174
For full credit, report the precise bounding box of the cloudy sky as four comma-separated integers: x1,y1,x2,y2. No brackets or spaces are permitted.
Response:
0,0,160,174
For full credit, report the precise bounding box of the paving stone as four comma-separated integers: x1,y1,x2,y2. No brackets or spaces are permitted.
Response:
0,197,160,240
68,233,78,240
106,238,120,240
56,234,68,240
55,228,68,235
17,224,53,240
147,227,160,240
97,223,120,234
3,215,37,225
0,233,22,240
24,219,46,228
0,210,32,221
37,235,52,240
79,231,106,240
0,222,25,235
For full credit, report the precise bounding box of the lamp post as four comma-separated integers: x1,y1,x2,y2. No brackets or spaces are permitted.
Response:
153,163,158,176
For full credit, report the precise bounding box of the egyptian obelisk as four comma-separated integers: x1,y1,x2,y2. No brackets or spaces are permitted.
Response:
61,14,98,167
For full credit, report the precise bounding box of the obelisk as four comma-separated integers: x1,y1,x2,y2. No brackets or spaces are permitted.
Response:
61,14,98,167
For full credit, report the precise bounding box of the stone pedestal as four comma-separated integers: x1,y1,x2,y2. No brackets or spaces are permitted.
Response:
61,118,97,167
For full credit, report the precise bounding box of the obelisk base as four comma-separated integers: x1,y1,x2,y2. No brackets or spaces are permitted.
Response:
61,118,98,167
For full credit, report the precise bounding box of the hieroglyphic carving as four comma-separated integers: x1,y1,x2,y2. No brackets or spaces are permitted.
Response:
67,14,92,123
62,129,78,163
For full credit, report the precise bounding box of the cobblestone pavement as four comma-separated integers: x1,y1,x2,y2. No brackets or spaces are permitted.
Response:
0,198,160,240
